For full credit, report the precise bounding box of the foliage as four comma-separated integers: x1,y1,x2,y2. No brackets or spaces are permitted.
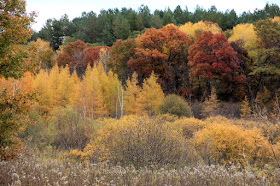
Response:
188,31,238,80
0,72,36,160
158,94,193,117
138,72,164,116
0,0,35,78
194,116,273,166
26,38,56,70
34,3,280,47
128,24,191,93
240,96,252,118
201,88,220,117
83,116,191,168
179,21,222,39
173,117,206,138
253,18,280,97
188,31,239,99
229,40,255,102
48,106,89,150
78,65,106,119
123,72,142,115
228,23,258,59
56,40,110,76
109,38,136,82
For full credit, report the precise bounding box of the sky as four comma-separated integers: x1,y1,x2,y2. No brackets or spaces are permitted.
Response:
26,0,280,31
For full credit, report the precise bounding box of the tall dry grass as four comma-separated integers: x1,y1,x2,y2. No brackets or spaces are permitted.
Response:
1,154,280,186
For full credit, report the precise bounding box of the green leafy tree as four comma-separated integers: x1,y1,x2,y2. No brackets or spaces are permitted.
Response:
253,18,280,98
113,16,130,39
158,94,193,117
150,14,163,29
101,21,115,46
162,8,176,25
173,5,184,25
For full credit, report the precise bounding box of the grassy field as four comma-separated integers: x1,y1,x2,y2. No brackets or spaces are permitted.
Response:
1,152,280,186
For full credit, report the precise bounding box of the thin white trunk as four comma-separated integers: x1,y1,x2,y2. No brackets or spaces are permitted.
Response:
118,86,124,118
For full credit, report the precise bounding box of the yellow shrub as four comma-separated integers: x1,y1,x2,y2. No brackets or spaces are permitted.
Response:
62,149,85,161
83,115,192,167
194,118,272,166
173,117,206,138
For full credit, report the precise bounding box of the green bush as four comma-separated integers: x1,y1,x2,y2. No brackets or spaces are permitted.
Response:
158,94,193,117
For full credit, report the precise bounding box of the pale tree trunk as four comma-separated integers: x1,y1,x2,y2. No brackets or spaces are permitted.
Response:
118,86,124,118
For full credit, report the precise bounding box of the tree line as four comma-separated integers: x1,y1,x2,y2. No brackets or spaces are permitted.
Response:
31,3,280,49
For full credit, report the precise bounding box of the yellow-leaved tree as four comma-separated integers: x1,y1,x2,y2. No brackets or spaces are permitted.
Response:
240,96,252,119
123,72,142,115
34,64,76,113
201,88,220,117
96,64,121,118
228,23,258,58
69,70,82,111
27,38,56,70
179,21,222,39
34,69,52,113
138,72,164,116
80,65,106,119
271,16,280,24
57,65,75,107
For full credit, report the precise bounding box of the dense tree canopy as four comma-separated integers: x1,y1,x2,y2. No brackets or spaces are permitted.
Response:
0,0,35,78
188,31,239,99
128,24,191,93
33,3,280,49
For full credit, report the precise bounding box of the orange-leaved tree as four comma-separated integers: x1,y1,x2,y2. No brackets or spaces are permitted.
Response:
128,24,191,93
0,0,35,160
0,72,36,160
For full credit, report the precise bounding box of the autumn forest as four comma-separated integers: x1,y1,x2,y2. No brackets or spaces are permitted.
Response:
1,1,280,185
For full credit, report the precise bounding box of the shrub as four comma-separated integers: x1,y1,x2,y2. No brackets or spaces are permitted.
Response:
193,116,273,166
83,116,194,168
173,117,206,138
48,106,89,150
158,94,193,117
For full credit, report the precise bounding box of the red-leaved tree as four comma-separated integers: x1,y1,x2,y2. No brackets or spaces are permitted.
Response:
57,40,109,76
188,31,239,100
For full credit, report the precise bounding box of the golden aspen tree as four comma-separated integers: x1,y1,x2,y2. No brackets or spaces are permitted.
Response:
202,88,220,117
57,65,74,107
271,16,280,24
179,21,222,39
81,65,106,119
69,70,82,111
228,23,258,58
48,63,61,108
34,69,53,113
138,72,164,116
124,72,142,115
96,64,121,117
240,96,252,119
